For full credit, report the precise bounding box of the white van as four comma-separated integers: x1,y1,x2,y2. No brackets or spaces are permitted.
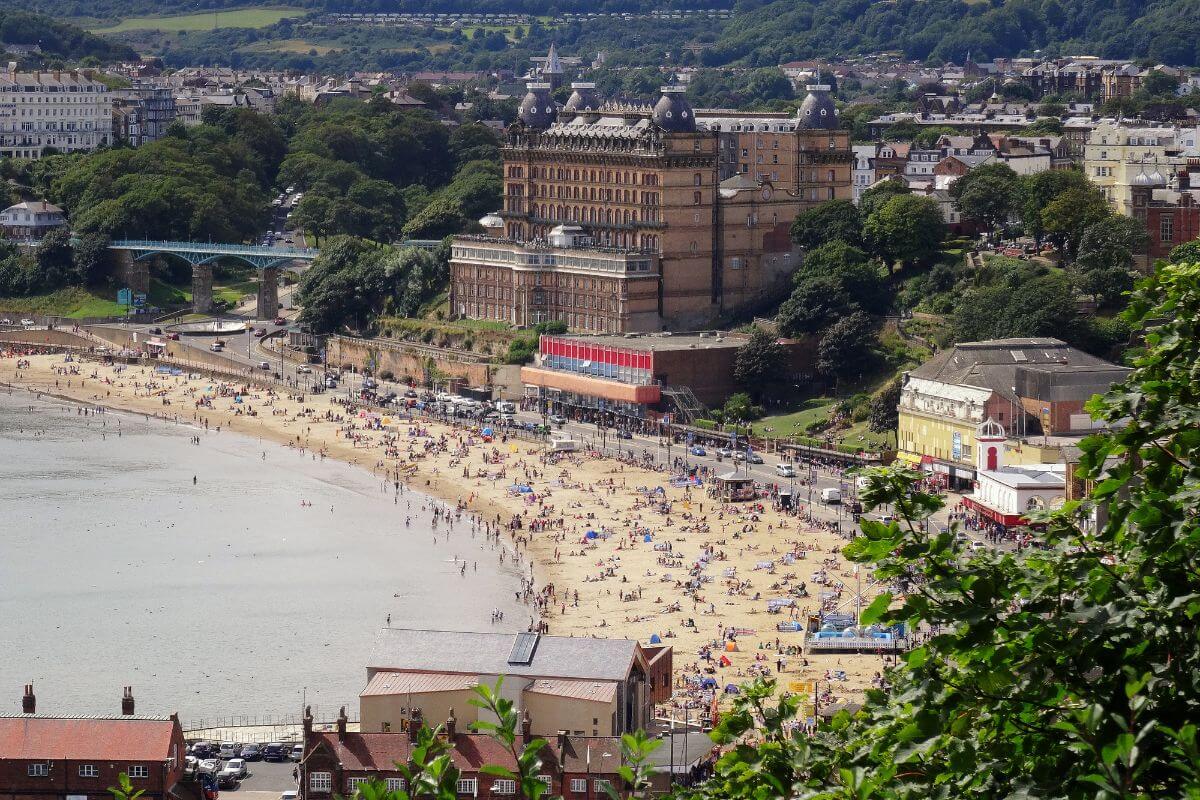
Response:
821,487,842,504
549,434,578,452
775,463,796,478
497,400,517,414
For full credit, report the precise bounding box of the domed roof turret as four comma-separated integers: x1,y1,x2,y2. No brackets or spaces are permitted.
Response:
651,85,695,133
797,84,838,130
563,82,600,114
518,82,557,129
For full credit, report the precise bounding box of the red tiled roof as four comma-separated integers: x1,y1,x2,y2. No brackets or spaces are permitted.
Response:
311,732,540,773
0,716,177,760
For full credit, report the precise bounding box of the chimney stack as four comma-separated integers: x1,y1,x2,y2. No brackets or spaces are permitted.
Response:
521,709,533,744
556,730,568,769
336,706,348,742
408,708,423,743
21,684,35,714
303,705,313,736
445,707,456,739
122,686,135,716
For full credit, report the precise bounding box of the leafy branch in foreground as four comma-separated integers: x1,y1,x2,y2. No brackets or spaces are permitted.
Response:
677,262,1200,799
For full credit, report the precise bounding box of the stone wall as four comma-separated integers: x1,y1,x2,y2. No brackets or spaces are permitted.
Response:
327,335,494,388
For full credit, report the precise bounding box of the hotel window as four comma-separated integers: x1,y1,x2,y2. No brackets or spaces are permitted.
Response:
594,780,613,794
1161,216,1174,242
79,765,99,778
311,772,333,793
128,766,149,779
457,779,477,795
386,780,407,793
348,778,370,794
571,779,587,793
693,191,702,205
493,779,518,794
28,763,49,777
537,776,552,788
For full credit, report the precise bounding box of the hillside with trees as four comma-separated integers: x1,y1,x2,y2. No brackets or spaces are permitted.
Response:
0,10,136,63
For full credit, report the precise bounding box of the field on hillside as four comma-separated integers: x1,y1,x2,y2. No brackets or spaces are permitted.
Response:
89,6,306,33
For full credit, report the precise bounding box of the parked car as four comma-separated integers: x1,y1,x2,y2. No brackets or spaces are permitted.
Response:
20,318,35,327
225,759,248,779
190,742,214,758
239,743,262,761
716,447,732,458
746,451,764,464
262,743,288,762
290,744,304,762
281,792,299,800
689,445,706,456
197,759,220,777
296,365,312,374
324,378,338,389
549,414,566,425
217,770,241,790
218,742,238,759
184,756,198,779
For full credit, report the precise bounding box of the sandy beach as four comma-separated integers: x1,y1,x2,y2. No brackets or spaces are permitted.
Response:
2,349,894,719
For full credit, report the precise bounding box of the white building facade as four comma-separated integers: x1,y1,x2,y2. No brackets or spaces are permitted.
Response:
0,65,112,159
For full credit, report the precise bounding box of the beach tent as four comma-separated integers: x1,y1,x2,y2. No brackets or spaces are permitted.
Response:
586,530,598,539
701,678,717,688
724,684,739,694
725,641,738,652
649,633,662,644
719,655,732,667
643,534,653,542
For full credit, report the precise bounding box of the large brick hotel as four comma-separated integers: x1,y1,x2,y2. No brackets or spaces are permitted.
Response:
449,82,852,333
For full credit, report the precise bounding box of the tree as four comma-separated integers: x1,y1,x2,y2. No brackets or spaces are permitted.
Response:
816,310,875,380
863,194,945,271
949,163,1019,240
1074,215,1147,307
1041,183,1111,262
721,392,763,423
858,180,910,219
776,275,855,337
677,261,1200,799
732,327,786,400
868,376,902,433
1168,240,1200,263
34,227,75,290
790,200,862,249
797,240,888,314
1140,68,1180,97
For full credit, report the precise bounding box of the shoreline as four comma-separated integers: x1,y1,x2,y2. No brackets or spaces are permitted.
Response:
2,350,892,716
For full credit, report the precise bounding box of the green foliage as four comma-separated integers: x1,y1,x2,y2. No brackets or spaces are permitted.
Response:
296,237,448,334
817,310,876,380
722,392,764,422
867,376,902,434
776,274,854,337
949,162,1020,237
732,327,786,400
1039,182,1111,261
790,200,862,249
952,262,1081,343
533,320,568,335
857,180,910,220
796,240,888,315
0,10,136,62
1168,240,1200,264
863,194,945,271
504,336,537,365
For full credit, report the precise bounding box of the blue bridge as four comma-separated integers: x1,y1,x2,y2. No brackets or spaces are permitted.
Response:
108,238,444,317
109,240,321,270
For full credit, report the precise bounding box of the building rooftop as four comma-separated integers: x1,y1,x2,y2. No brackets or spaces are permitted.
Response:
545,331,748,353
368,629,639,682
909,338,1127,401
0,716,177,760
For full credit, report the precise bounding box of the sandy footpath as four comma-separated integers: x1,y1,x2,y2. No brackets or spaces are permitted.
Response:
2,351,892,716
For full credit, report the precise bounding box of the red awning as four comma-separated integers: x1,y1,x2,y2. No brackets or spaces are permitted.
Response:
962,496,1027,528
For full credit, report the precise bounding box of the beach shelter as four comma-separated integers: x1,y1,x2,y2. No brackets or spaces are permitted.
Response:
649,633,662,644
724,684,739,694
701,678,717,689
586,530,598,539
719,655,731,667
725,641,738,652
643,534,653,542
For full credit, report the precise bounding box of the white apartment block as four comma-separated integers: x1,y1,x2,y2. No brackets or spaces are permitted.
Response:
0,64,112,160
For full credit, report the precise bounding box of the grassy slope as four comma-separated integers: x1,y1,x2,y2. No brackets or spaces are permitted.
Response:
89,6,305,33
0,287,126,318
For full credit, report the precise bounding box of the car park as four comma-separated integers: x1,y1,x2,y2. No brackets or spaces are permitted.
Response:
217,770,240,790
225,759,248,779
239,743,261,761
218,742,238,759
262,743,288,762
197,759,220,778
290,744,304,762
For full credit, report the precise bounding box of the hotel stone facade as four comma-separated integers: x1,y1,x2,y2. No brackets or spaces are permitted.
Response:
450,83,852,333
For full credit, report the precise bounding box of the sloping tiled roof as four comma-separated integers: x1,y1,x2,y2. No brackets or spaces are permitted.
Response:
310,732,539,772
361,672,479,697
0,716,176,760
368,629,638,682
909,338,1121,400
525,680,617,704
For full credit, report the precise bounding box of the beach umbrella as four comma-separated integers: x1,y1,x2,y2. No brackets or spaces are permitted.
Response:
649,633,662,644
643,534,652,542
725,641,738,652
724,684,739,694
586,530,598,539
701,678,717,688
